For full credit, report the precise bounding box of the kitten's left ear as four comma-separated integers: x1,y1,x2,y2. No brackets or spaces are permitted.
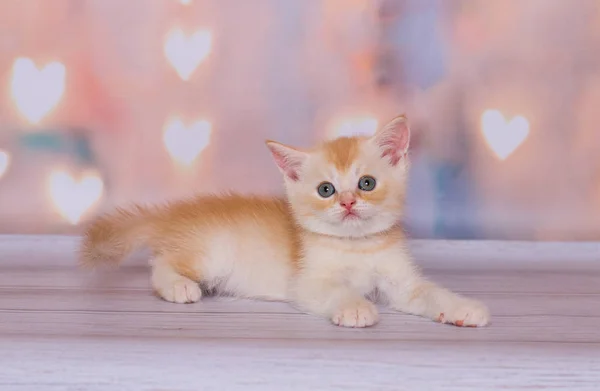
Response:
371,115,410,166
265,140,309,182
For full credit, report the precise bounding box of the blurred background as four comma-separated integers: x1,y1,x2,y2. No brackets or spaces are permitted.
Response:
0,0,599,240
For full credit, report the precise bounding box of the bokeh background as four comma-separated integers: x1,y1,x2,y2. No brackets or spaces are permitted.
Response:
0,0,599,240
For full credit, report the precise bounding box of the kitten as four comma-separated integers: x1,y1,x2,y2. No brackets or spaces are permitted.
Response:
80,115,490,328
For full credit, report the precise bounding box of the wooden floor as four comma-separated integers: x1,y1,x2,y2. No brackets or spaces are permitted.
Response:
0,236,599,390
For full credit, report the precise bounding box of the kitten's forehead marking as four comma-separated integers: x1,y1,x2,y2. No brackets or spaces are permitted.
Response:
322,137,361,173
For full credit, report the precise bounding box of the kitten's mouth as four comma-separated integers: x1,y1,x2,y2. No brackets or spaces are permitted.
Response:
342,210,360,220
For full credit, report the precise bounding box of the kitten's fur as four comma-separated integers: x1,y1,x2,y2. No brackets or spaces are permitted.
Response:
80,116,490,328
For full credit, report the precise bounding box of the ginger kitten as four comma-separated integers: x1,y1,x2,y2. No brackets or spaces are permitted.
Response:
80,115,490,328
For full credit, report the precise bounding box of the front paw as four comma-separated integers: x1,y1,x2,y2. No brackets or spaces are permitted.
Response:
331,300,379,328
437,299,490,327
155,278,202,304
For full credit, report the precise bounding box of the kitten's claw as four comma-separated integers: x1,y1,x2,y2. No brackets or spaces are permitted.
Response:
157,279,202,304
331,300,379,328
437,299,490,327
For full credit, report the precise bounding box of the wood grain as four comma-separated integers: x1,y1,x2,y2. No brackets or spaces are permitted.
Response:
2,338,598,391
0,235,599,390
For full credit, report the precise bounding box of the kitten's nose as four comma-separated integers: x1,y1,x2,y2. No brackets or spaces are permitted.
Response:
339,194,357,210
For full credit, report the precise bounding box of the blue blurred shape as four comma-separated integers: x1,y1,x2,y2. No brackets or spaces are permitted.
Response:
18,131,95,165
388,0,446,89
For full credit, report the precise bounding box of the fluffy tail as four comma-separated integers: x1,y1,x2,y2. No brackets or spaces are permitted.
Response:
79,204,155,268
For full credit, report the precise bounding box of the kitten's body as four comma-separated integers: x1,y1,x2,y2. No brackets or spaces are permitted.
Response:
81,116,490,328
83,195,297,302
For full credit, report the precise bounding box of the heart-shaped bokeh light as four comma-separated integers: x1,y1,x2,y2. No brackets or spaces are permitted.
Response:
333,116,379,138
10,57,66,124
481,109,530,160
0,150,10,179
163,118,212,166
164,28,212,81
48,169,104,225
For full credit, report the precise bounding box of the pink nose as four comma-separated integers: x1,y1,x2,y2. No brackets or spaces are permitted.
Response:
340,199,356,210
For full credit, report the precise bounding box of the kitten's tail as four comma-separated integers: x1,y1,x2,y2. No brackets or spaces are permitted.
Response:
79,204,156,268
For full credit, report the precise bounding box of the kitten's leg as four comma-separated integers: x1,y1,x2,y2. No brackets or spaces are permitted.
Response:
380,268,490,327
293,277,378,328
150,255,202,304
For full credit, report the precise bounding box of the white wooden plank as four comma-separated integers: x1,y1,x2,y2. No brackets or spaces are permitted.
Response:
1,309,599,343
1,288,598,317
1,337,599,391
1,235,599,390
1,267,598,294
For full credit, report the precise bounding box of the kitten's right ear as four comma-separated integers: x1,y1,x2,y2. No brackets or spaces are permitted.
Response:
265,140,308,182
371,115,410,166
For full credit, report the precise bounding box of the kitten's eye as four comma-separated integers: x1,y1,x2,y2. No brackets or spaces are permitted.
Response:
358,176,376,191
317,182,336,198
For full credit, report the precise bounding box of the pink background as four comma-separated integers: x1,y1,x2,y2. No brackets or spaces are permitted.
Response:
0,0,599,240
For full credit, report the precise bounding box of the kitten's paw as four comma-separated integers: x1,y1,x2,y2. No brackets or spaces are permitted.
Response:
156,279,202,304
436,299,490,327
331,300,379,328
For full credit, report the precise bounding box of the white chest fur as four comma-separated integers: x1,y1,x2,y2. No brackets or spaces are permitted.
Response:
299,233,413,295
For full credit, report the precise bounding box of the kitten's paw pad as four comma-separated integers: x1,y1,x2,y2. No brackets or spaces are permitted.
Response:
437,300,490,327
159,279,202,304
331,301,379,328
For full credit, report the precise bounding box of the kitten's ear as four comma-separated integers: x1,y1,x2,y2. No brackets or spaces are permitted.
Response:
265,140,309,181
371,115,410,166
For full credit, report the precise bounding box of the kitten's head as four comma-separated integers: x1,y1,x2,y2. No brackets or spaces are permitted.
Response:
266,116,410,238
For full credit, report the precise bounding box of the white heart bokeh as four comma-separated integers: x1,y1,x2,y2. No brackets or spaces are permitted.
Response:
333,116,379,138
481,109,530,160
11,57,66,124
49,170,104,225
0,150,10,179
163,118,212,166
164,28,212,81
